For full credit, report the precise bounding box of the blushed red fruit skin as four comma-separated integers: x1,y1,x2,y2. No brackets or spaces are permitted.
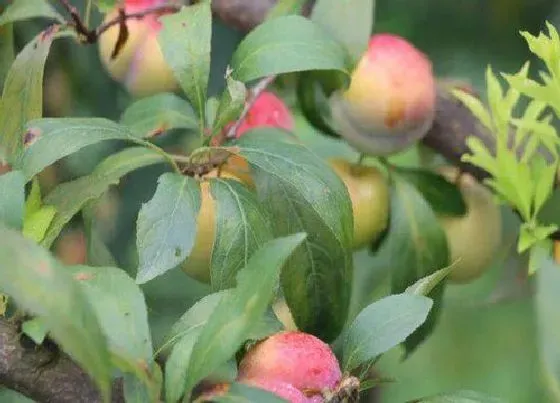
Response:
238,331,342,394
241,377,320,403
331,33,436,156
233,91,295,137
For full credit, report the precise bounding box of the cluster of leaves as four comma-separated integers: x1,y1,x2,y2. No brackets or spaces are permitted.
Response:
0,0,505,402
453,21,560,273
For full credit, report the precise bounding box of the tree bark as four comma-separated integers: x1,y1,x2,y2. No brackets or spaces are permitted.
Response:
0,318,123,403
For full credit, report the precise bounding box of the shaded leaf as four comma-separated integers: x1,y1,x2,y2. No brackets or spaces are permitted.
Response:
0,24,14,90
0,27,59,162
311,0,375,62
19,118,145,180
0,170,24,229
42,147,165,248
231,15,350,83
397,167,467,216
0,0,63,26
0,227,112,400
158,2,212,125
209,178,272,290
342,294,432,371
237,129,353,342
405,266,454,296
136,173,201,284
166,233,306,402
120,93,198,138
385,176,449,356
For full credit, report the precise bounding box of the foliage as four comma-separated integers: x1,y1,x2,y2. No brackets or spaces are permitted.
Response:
0,0,556,402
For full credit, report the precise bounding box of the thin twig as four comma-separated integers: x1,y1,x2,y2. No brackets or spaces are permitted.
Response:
224,75,277,140
96,4,181,38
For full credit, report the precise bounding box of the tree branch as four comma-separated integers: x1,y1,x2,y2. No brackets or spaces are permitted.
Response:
0,318,123,403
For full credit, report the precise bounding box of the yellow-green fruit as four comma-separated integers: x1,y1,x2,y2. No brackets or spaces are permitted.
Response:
181,171,244,283
98,8,178,97
329,159,389,249
437,166,502,284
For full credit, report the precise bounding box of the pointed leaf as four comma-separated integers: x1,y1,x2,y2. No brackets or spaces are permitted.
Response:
158,2,212,125
342,294,432,371
311,0,375,62
19,118,144,180
385,176,449,356
405,266,454,296
42,147,166,248
136,173,201,284
396,167,467,216
231,15,350,83
0,170,24,229
0,28,59,162
0,0,63,26
0,227,112,400
22,205,56,242
209,178,272,290
237,129,353,342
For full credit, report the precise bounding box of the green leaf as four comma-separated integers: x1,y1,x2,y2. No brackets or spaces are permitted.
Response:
397,167,467,216
24,177,42,217
21,317,47,345
209,178,273,290
161,291,281,358
405,266,454,296
214,383,288,403
82,202,118,267
22,205,56,243
385,176,449,356
19,118,144,180
0,28,59,162
66,266,153,373
267,0,308,19
236,130,353,342
0,0,64,26
158,2,212,127
166,233,306,402
0,170,24,230
230,15,350,83
0,227,112,400
212,77,247,135
120,93,198,138
311,0,375,62
417,389,505,402
342,293,432,371
42,147,166,248
136,173,201,284
0,24,14,90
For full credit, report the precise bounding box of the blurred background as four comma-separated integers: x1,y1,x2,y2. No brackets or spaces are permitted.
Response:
2,0,560,401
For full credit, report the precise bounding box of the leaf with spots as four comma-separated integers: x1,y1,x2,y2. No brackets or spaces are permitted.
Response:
236,129,354,342
136,173,201,284
0,226,112,401
0,27,60,163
